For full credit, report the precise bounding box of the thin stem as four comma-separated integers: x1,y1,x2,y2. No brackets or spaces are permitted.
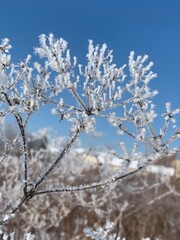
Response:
137,101,156,138
164,130,180,146
70,88,88,112
7,69,24,90
40,94,84,113
2,92,29,194
0,194,27,226
0,134,20,165
161,117,171,140
34,126,82,189
34,159,152,195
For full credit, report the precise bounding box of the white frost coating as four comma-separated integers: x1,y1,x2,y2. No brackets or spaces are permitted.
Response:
0,34,179,229
24,233,35,240
3,213,15,222
84,220,120,240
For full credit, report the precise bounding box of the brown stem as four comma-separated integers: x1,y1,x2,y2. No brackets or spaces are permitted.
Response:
2,92,29,193
35,159,152,195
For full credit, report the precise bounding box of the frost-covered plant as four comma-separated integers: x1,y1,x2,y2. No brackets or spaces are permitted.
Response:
0,230,35,240
84,220,159,240
1,138,179,239
84,220,120,240
0,34,179,227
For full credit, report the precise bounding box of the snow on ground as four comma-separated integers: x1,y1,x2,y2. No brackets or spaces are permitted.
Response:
146,165,175,176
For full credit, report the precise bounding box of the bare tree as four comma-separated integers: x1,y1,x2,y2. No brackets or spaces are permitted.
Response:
0,34,179,230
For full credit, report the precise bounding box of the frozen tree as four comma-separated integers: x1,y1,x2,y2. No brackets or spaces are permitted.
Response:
0,34,179,228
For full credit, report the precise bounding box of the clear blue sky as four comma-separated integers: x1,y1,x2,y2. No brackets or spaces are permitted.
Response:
0,0,180,148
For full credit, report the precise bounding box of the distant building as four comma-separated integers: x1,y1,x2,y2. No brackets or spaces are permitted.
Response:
172,159,180,178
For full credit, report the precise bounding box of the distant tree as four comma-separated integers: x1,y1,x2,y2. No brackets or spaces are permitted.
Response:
0,34,179,231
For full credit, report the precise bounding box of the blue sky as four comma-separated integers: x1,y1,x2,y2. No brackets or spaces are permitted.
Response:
0,0,180,148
